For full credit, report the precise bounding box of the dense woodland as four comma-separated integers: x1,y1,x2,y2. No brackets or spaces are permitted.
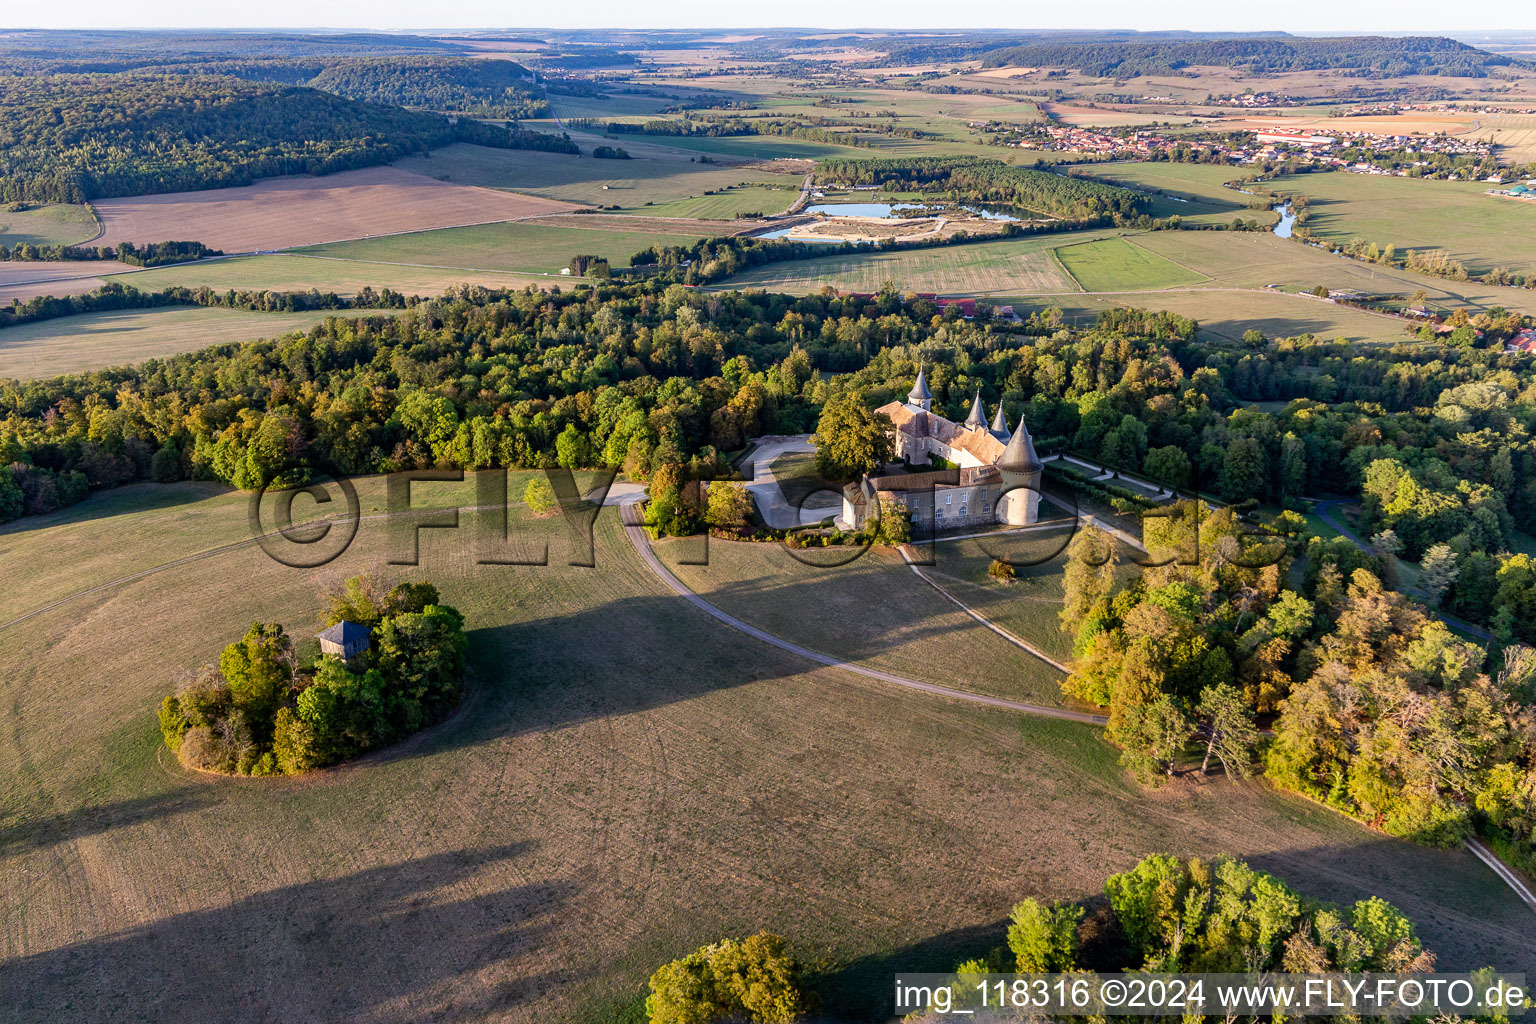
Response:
3,279,1530,638
980,35,1532,78
303,58,547,119
817,156,1149,219
0,73,563,203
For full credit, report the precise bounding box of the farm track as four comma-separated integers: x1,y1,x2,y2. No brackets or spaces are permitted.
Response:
617,499,1105,726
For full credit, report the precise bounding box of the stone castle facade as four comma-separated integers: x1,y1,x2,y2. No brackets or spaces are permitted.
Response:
841,367,1045,532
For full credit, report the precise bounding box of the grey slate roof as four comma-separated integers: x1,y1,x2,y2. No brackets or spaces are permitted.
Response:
990,403,1009,437
996,414,1043,474
317,620,371,646
908,365,932,402
963,388,987,429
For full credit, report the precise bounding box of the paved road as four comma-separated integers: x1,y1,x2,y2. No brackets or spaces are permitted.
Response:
617,496,1107,726
1313,499,1495,642
736,435,840,529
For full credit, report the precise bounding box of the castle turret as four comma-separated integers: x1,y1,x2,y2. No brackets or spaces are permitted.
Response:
994,413,1043,525
907,365,932,412
989,402,1009,439
963,388,987,430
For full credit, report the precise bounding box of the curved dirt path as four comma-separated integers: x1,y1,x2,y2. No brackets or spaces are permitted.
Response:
617,498,1106,726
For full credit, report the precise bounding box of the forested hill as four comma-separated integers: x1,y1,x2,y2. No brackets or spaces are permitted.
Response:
305,58,545,119
980,35,1533,77
0,30,461,72
0,74,544,203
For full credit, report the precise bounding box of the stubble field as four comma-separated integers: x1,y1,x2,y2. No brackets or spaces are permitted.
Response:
721,231,1109,295
102,254,561,297
0,478,1529,1024
92,166,580,253
0,260,143,304
0,307,390,380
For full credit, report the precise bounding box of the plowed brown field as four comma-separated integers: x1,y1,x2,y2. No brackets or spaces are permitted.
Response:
92,166,581,253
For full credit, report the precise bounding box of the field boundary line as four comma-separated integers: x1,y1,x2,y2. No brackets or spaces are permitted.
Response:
898,551,1072,675
1120,233,1214,284
1464,838,1536,912
281,253,579,278
618,502,1105,726
1045,244,1085,292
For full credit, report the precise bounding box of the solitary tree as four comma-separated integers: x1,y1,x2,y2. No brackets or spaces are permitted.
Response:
1419,543,1459,607
1006,898,1082,971
1116,696,1191,786
813,392,893,481
523,475,557,515
704,481,754,531
1196,683,1260,780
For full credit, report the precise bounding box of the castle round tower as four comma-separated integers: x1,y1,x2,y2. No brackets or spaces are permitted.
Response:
994,413,1043,525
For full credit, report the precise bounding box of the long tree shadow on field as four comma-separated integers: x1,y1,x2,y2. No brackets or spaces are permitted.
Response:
0,842,572,1024
383,548,1055,765
0,480,234,538
0,787,220,858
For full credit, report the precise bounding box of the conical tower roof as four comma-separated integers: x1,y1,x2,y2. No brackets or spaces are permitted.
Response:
990,402,1009,437
908,364,932,404
996,413,1043,473
963,388,987,429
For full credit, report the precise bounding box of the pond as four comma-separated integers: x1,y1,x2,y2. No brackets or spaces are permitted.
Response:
1272,203,1297,238
802,201,1023,221
753,199,1025,239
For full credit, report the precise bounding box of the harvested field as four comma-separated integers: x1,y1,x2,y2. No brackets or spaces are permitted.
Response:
296,218,718,274
92,166,580,254
103,254,558,298
0,307,387,380
394,140,806,210
0,260,136,304
0,480,1529,1024
722,231,1109,295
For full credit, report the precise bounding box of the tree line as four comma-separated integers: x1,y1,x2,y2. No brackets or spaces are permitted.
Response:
641,853,1439,1023
816,156,1150,219
0,240,221,267
0,73,571,203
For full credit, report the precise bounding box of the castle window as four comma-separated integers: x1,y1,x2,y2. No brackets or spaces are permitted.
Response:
959,506,967,516
945,493,952,505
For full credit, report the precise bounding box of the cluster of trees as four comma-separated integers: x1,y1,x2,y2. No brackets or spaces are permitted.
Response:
952,854,1436,983
2,281,885,524
1060,499,1536,866
157,576,465,775
817,156,1149,220
979,35,1528,78
645,932,813,1024
0,73,561,202
590,145,631,159
0,240,220,266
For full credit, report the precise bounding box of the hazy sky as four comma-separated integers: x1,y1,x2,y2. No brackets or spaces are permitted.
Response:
5,0,1524,34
